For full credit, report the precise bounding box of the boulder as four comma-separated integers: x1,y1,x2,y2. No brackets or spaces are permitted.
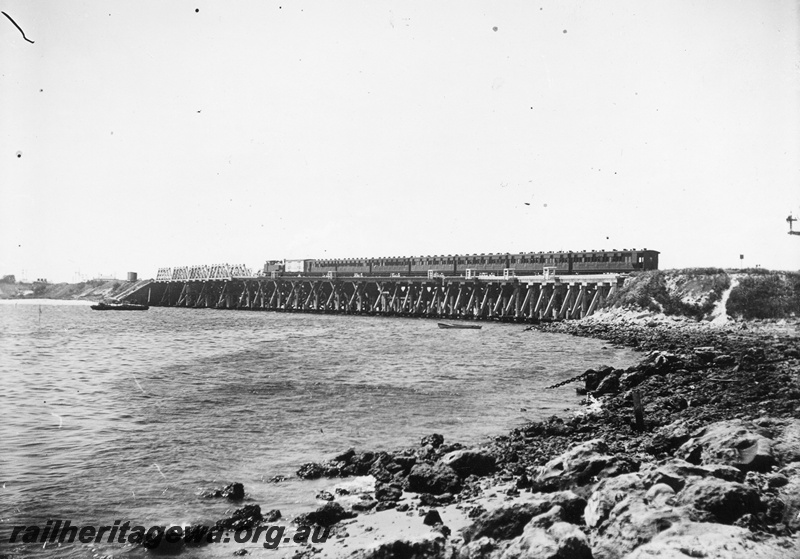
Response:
221,482,244,500
262,509,281,522
500,519,592,559
215,504,263,530
676,477,762,524
294,502,356,527
595,372,620,395
423,509,443,526
419,493,454,507
332,448,356,463
644,484,676,507
462,492,586,543
392,453,418,473
589,498,684,559
462,502,552,543
406,463,461,495
584,473,644,528
421,434,445,448
676,420,777,473
640,458,746,493
350,537,450,559
440,449,496,477
201,481,245,500
776,463,800,531
619,369,650,390
316,490,334,501
352,498,377,512
713,354,736,366
624,521,797,559
584,369,603,392
297,462,325,479
535,439,613,490
375,481,403,502
771,418,800,464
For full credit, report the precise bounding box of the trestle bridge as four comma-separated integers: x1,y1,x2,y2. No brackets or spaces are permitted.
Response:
123,264,626,322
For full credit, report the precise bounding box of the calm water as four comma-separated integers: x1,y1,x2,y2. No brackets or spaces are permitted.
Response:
0,301,635,557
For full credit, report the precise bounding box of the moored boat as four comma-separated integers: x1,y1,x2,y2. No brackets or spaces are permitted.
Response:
91,302,149,311
437,322,482,329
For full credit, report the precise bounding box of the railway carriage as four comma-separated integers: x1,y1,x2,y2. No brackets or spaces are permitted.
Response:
371,257,411,276
335,258,371,275
409,255,457,276
263,249,659,277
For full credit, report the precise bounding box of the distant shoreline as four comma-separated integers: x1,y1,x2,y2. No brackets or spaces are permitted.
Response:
0,279,147,302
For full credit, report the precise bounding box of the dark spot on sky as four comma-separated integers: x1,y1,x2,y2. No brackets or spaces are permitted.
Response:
524,202,530,206
563,29,567,34
195,8,199,12
16,151,22,158
493,26,498,32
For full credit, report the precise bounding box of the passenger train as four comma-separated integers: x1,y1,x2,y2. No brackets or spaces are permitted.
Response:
262,249,659,277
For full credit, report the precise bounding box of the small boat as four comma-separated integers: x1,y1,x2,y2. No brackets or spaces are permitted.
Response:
91,301,149,311
437,323,482,330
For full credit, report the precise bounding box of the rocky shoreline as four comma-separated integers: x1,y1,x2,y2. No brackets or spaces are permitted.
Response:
160,312,800,558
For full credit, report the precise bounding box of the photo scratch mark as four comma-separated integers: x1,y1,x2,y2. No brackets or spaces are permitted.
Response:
2,12,35,44
50,412,63,428
153,463,167,479
132,374,146,394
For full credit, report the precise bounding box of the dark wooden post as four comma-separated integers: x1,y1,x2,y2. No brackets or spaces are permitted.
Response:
632,390,645,432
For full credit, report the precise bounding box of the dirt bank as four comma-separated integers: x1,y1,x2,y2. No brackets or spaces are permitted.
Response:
606,268,800,320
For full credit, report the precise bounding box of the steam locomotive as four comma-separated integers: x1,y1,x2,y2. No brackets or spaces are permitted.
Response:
262,249,659,277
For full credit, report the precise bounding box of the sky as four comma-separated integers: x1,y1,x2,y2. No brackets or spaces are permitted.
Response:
1,1,799,282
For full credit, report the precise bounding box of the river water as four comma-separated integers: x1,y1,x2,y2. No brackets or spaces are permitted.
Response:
0,300,636,557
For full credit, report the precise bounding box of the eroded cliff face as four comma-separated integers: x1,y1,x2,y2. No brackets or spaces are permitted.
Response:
606,269,800,320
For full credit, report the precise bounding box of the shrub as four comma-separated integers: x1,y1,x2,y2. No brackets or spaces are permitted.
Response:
726,273,800,319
